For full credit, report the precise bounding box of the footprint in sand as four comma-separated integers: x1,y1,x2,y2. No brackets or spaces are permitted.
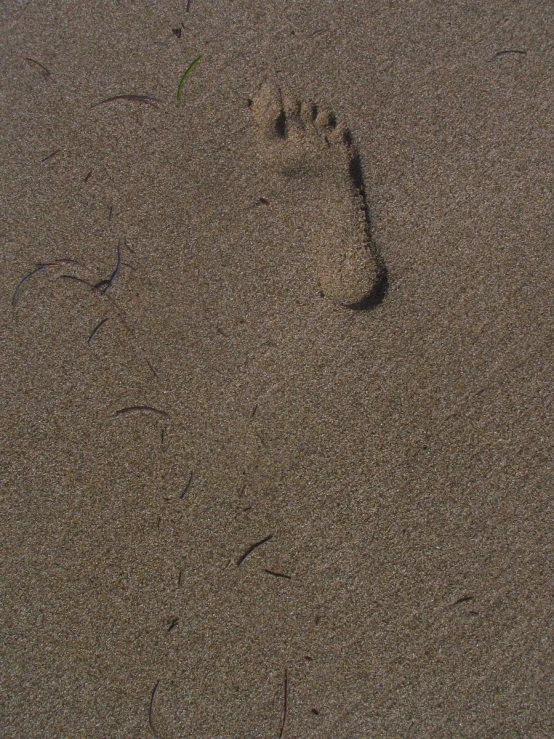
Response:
250,81,385,308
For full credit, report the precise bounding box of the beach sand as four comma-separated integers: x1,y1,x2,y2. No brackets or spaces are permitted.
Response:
1,1,552,736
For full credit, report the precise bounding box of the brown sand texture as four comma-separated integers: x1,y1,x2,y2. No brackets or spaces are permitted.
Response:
1,1,552,737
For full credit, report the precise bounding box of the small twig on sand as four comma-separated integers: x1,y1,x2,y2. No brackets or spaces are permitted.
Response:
41,149,60,163
11,259,80,306
13,255,159,384
264,569,291,580
12,265,51,306
25,57,51,77
59,274,101,291
453,595,474,606
236,534,273,567
490,49,527,61
279,668,288,738
102,239,123,293
180,470,194,500
87,316,109,344
60,271,159,383
149,680,160,736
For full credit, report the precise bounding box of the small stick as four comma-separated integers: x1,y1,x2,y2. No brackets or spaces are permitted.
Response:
12,264,50,306
149,680,160,736
264,569,291,580
113,406,169,419
49,261,157,383
236,534,273,567
87,316,109,344
180,470,194,500
60,273,158,382
25,57,51,77
279,668,288,738
83,169,93,182
60,272,129,323
60,274,100,291
41,149,60,163
11,260,79,306
186,0,192,11
91,94,163,108
492,49,527,59
453,595,474,606
102,239,122,293
167,618,179,632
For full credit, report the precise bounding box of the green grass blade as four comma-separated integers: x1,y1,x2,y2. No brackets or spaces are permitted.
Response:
177,54,202,102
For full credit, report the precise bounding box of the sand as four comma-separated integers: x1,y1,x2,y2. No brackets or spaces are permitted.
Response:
1,1,552,737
